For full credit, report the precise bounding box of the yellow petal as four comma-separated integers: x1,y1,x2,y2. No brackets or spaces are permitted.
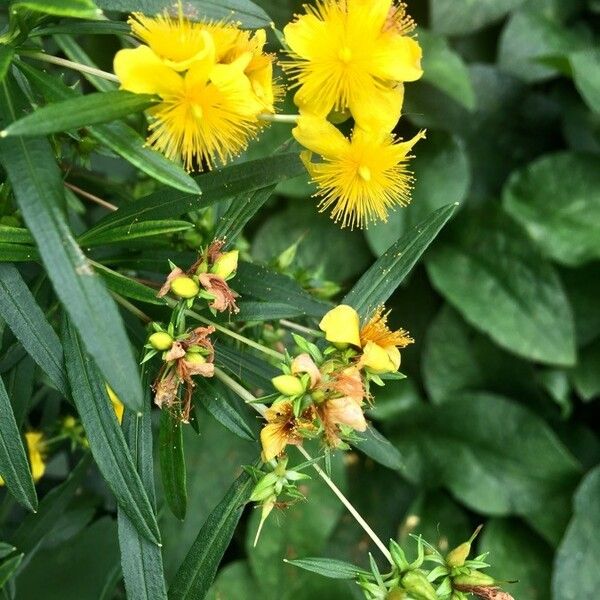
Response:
162,29,215,72
371,35,423,82
350,84,404,133
293,116,348,159
319,305,361,346
347,0,392,36
360,341,396,374
114,45,183,97
106,384,125,424
260,423,288,461
385,345,401,371
325,397,367,432
283,14,328,61
209,59,263,116
25,432,46,482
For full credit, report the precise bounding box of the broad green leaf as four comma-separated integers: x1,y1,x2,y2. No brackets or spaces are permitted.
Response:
159,411,187,521
553,465,600,599
365,133,469,256
419,30,476,110
94,0,271,28
430,0,525,35
0,378,37,511
63,318,161,546
0,76,143,411
498,10,590,83
11,0,101,18
345,203,458,319
480,519,552,600
11,454,91,554
352,426,403,471
391,392,581,544
236,262,332,318
0,264,68,395
0,553,24,589
570,48,600,112
504,152,600,266
79,220,193,247
572,338,600,401
215,185,276,244
0,91,156,138
284,557,366,580
168,471,254,600
0,48,14,85
94,263,162,305
118,407,168,600
18,61,200,194
87,152,304,238
426,210,576,366
194,379,256,442
422,305,537,403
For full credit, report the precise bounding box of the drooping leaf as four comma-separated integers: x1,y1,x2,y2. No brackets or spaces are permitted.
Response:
63,318,161,546
159,411,187,521
503,152,600,266
1,91,156,138
0,264,68,395
0,75,143,411
345,203,458,319
118,407,168,600
0,378,37,512
426,209,576,366
284,557,366,580
168,471,254,600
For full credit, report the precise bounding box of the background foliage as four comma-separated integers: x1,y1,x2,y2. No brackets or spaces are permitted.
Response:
0,0,599,598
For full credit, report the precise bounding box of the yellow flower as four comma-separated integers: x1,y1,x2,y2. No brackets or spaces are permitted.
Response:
294,116,425,228
283,0,422,130
260,400,314,461
319,304,413,374
106,385,124,424
0,432,46,486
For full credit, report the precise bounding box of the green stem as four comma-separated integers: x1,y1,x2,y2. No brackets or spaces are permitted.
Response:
258,112,299,124
279,319,323,337
20,51,119,83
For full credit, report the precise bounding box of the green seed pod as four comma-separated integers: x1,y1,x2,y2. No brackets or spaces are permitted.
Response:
211,250,238,279
149,331,173,351
386,588,408,600
453,570,496,588
446,525,482,567
401,570,438,600
184,352,206,364
170,275,199,299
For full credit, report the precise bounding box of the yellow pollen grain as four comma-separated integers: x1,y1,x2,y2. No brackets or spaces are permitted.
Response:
358,165,371,181
338,46,352,63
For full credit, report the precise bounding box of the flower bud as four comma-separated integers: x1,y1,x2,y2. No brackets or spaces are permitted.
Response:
401,570,438,600
211,250,239,279
271,374,305,396
386,589,408,600
149,331,173,351
170,275,199,299
446,525,482,567
453,570,496,588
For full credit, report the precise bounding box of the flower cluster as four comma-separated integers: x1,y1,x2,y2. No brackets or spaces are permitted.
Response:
259,304,413,462
114,11,276,170
285,0,425,228
143,240,240,421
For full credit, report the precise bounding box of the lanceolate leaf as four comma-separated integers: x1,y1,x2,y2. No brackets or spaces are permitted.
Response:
1,91,156,138
118,408,168,600
79,220,193,247
0,553,24,588
284,557,367,580
18,61,200,195
94,263,162,306
216,343,278,391
0,47,14,85
0,378,38,512
11,0,100,19
159,411,187,521
168,471,254,599
63,318,161,546
0,75,143,411
0,264,68,395
352,425,403,471
344,203,458,319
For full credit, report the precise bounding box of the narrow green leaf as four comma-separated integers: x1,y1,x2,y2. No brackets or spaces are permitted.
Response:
11,0,101,18
284,557,366,580
0,48,14,85
0,264,68,395
18,61,200,194
1,91,156,138
118,407,168,600
0,553,24,588
159,411,187,521
352,426,403,471
0,244,37,262
0,226,32,244
11,454,91,554
215,185,276,243
0,75,143,411
344,203,458,319
215,343,277,390
168,471,254,599
94,0,270,28
30,20,130,36
0,378,37,512
0,544,15,561
95,263,162,305
79,220,193,247
194,379,256,442
231,301,304,322
63,318,161,546
87,152,304,237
